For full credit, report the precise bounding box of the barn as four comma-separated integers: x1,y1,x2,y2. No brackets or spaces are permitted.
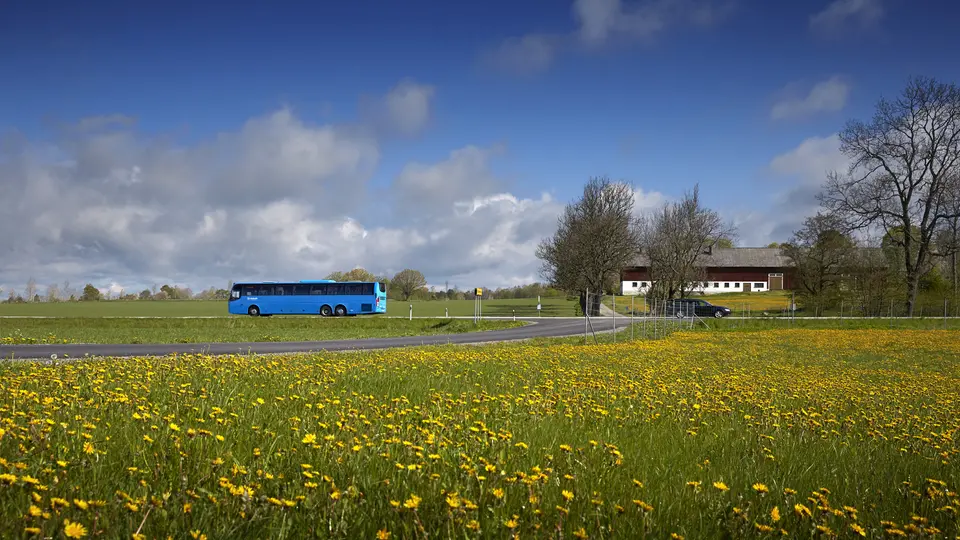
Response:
620,247,795,296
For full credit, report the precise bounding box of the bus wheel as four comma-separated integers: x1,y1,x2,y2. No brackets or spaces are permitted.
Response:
248,305,260,316
320,305,332,317
334,305,347,317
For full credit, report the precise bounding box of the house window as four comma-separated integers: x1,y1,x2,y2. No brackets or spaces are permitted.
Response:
713,283,719,288
632,282,638,287
724,283,730,288
754,283,763,288
735,283,740,287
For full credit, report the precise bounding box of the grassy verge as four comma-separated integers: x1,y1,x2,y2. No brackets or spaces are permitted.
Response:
0,317,526,345
518,316,960,348
0,297,579,318
0,329,957,538
602,291,794,316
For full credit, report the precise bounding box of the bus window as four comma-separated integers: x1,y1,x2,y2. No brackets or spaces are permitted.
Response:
243,286,256,296
378,282,385,293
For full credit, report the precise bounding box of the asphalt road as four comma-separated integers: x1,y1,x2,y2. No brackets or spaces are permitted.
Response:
0,317,623,360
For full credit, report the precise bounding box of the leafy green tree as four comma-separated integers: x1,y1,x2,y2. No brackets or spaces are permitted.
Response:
780,213,856,315
81,284,101,301
391,269,427,301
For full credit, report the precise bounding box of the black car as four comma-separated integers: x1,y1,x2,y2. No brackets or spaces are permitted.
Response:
662,298,731,318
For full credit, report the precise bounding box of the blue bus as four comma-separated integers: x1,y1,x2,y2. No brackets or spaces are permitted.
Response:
228,280,387,317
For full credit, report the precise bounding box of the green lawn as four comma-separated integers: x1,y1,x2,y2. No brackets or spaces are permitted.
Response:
0,317,525,345
603,291,793,315
0,297,579,318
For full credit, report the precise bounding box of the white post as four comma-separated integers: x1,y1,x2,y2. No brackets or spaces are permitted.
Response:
513,309,516,321
445,307,449,318
409,304,412,321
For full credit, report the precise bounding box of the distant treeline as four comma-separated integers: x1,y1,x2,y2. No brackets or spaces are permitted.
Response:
1,269,567,303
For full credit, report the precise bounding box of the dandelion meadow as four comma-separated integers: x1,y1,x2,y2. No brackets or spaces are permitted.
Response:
1,329,958,539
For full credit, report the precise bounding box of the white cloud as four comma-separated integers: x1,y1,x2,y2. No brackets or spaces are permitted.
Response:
391,144,507,218
0,84,593,296
734,134,851,244
360,78,435,137
809,0,884,35
482,0,735,74
632,187,668,216
770,76,851,120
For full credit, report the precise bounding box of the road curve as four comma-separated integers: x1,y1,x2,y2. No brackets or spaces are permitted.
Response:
1,317,624,360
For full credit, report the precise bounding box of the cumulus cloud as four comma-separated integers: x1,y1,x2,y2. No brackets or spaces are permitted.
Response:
390,144,507,220
481,0,735,75
809,0,884,36
770,76,851,120
732,134,851,245
360,78,435,137
0,83,594,296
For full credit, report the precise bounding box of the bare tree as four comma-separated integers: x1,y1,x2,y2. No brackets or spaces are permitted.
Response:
46,283,60,302
935,175,960,296
779,212,856,316
391,269,427,301
536,175,640,316
819,76,960,315
25,277,37,301
637,184,735,300
846,235,900,316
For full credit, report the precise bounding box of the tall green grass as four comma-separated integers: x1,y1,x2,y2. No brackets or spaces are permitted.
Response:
0,329,956,538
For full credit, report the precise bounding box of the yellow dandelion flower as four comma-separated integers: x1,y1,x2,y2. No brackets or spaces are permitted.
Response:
403,494,421,509
63,519,87,538
713,481,728,491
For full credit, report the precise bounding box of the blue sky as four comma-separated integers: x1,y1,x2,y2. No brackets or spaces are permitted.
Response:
1,0,958,295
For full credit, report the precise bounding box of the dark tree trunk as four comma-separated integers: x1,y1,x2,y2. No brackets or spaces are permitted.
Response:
578,291,602,317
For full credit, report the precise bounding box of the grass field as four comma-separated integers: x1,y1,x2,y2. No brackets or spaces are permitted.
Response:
0,297,578,318
603,291,793,315
1,328,957,538
0,318,525,345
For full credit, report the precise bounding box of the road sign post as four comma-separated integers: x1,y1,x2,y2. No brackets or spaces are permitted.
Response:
473,288,483,324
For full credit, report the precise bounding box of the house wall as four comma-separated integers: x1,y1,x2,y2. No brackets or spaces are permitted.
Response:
620,266,793,295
